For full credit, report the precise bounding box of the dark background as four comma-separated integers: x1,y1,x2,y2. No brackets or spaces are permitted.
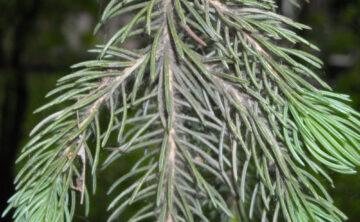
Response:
0,0,359,221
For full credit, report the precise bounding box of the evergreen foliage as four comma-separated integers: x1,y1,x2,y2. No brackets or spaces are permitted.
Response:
3,0,360,221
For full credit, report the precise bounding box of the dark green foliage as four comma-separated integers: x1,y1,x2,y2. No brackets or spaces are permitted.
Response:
3,0,360,221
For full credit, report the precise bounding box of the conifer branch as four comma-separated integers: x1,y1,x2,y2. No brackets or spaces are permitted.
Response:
3,0,360,221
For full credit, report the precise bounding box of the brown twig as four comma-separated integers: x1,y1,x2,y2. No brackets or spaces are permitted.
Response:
180,22,207,47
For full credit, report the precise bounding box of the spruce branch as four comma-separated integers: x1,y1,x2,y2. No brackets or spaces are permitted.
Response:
3,0,360,221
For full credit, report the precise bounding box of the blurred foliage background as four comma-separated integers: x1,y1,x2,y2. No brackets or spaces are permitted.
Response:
0,0,359,221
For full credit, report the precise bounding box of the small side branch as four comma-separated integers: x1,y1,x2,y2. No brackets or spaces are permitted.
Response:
180,22,207,47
